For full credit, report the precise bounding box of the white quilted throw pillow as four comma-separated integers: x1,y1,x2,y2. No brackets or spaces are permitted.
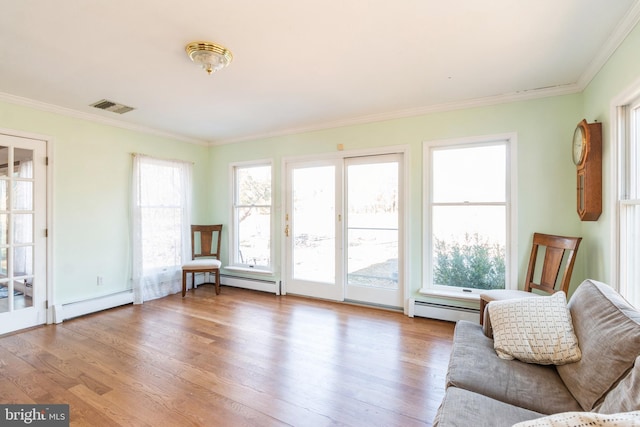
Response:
488,291,581,365
512,411,640,427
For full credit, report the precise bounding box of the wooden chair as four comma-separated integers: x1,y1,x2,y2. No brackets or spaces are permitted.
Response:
182,224,223,297
479,232,582,325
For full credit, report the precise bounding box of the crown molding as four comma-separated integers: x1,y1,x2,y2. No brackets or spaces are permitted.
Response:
212,83,581,145
0,82,591,148
0,92,209,146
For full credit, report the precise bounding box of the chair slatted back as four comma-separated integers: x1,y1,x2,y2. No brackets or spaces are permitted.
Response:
191,224,222,260
524,232,582,295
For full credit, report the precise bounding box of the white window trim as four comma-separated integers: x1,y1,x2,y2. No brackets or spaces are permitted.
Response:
228,159,274,273
421,133,518,297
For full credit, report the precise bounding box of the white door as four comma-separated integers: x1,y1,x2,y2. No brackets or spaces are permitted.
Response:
285,160,343,300
0,133,47,335
345,154,403,307
284,154,403,308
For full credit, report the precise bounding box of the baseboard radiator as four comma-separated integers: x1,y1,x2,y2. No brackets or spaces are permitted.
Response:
52,290,134,323
408,298,480,323
50,275,277,324
220,274,279,294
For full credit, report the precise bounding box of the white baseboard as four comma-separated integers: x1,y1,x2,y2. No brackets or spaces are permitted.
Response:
53,290,134,323
221,274,278,294
409,297,480,323
50,274,277,324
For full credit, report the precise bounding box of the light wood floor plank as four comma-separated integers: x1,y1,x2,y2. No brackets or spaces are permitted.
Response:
0,286,454,426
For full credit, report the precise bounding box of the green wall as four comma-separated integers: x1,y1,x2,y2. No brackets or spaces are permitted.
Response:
210,94,586,298
0,102,210,304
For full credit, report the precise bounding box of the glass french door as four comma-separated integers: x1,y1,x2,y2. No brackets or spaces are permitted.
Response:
345,154,402,307
285,154,403,308
285,160,343,300
0,133,47,335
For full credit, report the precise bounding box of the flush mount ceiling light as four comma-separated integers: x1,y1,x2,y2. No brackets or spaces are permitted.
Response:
185,41,233,75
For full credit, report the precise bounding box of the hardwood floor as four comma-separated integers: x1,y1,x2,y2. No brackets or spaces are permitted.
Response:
0,286,455,426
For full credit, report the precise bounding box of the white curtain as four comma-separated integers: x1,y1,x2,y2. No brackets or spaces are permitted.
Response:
131,154,192,304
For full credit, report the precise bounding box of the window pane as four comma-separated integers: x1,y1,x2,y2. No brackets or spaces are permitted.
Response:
141,207,182,270
13,181,33,210
233,164,272,268
14,246,33,276
292,166,334,282
620,203,640,308
15,151,33,178
237,206,271,267
0,214,7,245
348,229,398,288
140,163,182,206
347,161,399,289
631,107,640,199
13,214,33,244
0,146,9,178
0,180,7,210
433,145,505,203
619,103,640,309
347,162,398,228
432,205,506,290
237,165,271,205
0,248,7,276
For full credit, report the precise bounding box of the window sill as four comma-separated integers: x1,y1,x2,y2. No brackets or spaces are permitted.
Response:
418,288,481,302
224,266,274,276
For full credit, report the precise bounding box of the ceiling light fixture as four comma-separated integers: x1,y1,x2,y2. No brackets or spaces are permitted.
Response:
185,41,233,75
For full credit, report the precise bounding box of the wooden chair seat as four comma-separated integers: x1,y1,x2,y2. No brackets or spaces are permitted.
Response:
182,259,222,270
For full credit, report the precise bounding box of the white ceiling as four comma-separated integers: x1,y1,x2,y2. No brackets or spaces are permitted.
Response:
1,0,639,145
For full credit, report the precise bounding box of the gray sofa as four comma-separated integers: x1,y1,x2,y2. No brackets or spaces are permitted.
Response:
433,279,640,427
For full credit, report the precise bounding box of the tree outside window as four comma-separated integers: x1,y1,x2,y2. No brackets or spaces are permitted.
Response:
232,163,272,270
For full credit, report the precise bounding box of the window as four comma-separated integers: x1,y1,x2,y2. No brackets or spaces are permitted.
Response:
132,155,192,302
231,162,272,271
618,99,640,308
423,136,515,294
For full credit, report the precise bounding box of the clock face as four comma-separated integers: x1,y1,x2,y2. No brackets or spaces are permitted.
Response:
572,125,585,165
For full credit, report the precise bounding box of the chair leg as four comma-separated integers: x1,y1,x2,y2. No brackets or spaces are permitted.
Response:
479,298,488,325
182,269,187,297
215,269,220,295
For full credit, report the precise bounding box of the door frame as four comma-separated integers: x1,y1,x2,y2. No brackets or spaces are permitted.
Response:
281,145,411,313
0,127,54,327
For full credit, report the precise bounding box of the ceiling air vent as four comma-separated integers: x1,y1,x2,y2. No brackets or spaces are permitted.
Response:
90,99,135,114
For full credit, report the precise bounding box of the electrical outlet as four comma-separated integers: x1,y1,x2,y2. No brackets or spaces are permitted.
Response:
97,276,103,286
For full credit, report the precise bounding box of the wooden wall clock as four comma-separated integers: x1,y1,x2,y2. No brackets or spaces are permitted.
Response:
572,119,602,221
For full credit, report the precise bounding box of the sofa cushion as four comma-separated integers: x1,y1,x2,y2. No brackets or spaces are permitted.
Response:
488,292,581,365
556,280,640,411
512,410,640,427
433,387,543,427
595,356,640,414
445,320,582,415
